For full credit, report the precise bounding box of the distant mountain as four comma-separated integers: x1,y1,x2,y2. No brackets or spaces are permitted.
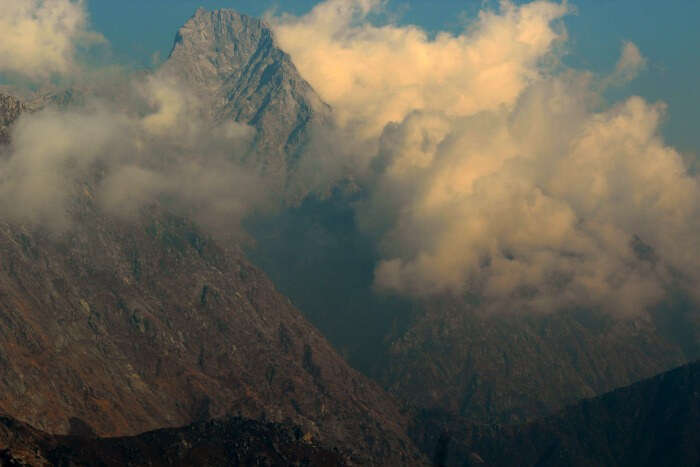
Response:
0,415,346,466
411,359,700,466
380,298,694,425
161,8,331,190
0,94,423,466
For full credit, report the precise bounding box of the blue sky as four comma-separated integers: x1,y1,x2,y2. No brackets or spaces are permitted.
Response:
87,0,699,156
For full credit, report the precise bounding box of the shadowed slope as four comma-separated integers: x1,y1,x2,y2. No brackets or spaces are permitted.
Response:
0,415,346,466
411,360,700,466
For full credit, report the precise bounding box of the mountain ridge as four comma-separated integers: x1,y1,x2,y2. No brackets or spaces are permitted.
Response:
0,414,347,466
380,298,693,425
1,7,699,466
411,359,700,466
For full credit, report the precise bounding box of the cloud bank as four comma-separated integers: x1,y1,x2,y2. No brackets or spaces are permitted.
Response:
0,0,102,81
1,74,264,234
364,82,699,314
275,0,700,314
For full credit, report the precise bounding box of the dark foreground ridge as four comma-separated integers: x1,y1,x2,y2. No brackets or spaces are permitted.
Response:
412,359,700,466
0,415,345,466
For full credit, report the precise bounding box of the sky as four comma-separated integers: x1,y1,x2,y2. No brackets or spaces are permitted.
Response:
86,0,700,156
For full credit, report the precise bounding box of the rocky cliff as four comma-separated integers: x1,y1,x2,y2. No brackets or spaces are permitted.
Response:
161,8,331,190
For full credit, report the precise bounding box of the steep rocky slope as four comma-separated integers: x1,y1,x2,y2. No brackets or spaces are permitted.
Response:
0,95,423,465
411,360,700,466
161,8,331,189
381,298,691,425
0,415,346,466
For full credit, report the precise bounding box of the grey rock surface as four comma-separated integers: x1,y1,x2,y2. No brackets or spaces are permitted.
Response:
161,8,331,191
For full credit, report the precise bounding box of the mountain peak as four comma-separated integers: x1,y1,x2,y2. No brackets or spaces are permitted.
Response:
162,8,330,188
168,8,267,76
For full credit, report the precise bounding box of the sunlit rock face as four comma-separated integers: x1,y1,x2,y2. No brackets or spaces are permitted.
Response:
161,8,331,190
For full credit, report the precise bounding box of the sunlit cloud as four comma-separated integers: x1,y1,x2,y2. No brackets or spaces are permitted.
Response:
275,0,700,314
0,0,103,81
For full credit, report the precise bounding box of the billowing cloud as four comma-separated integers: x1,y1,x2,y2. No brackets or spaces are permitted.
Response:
273,0,569,137
358,72,699,314
273,0,700,315
0,0,102,80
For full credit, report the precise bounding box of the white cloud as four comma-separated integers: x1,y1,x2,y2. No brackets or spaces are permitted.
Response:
273,0,569,138
360,75,700,314
1,74,263,235
272,0,700,314
0,0,103,81
1,0,698,316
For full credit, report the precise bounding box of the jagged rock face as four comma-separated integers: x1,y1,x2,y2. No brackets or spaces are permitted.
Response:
161,9,331,187
0,204,424,465
412,360,700,467
0,415,347,466
380,297,690,425
0,94,24,145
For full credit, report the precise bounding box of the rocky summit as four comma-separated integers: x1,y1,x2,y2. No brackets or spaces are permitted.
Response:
161,8,331,188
